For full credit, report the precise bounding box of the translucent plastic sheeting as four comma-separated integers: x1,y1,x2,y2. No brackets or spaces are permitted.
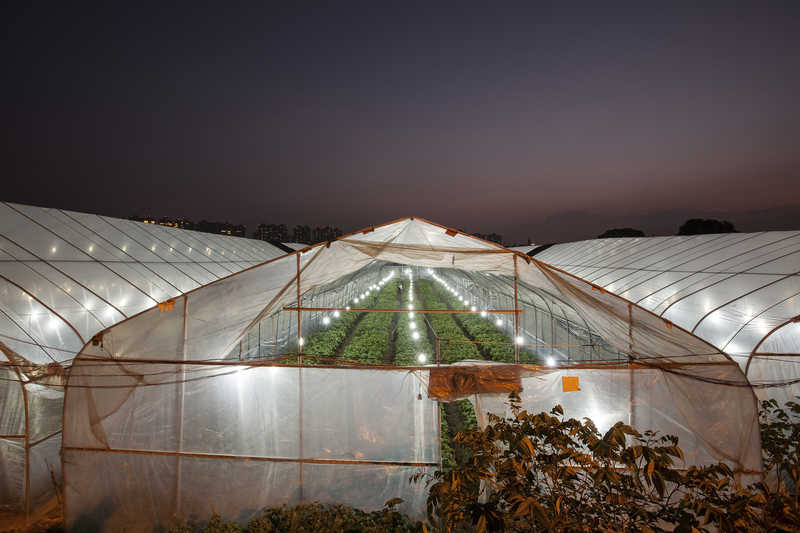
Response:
535,266,730,365
471,365,761,477
758,321,800,354
0,201,285,368
0,367,25,435
64,365,438,531
82,218,742,371
746,355,800,404
535,233,800,387
435,269,623,363
233,262,388,360
0,438,25,512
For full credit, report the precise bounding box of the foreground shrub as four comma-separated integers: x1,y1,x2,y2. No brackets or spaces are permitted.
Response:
416,394,800,532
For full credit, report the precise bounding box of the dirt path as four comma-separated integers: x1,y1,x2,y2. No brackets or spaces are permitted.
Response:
383,289,401,364
443,401,471,466
334,312,369,358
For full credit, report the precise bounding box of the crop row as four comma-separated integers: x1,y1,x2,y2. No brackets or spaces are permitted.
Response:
431,281,516,363
394,279,433,366
302,290,381,361
340,280,401,364
415,280,480,363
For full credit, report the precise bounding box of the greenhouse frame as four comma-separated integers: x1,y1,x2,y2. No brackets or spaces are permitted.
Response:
58,217,798,531
1,205,798,531
0,202,284,526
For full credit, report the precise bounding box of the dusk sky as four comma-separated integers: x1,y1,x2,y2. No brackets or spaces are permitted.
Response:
3,2,800,243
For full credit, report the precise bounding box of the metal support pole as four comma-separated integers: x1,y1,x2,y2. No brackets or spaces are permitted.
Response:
514,255,520,364
176,294,187,517
296,253,302,365
628,303,634,427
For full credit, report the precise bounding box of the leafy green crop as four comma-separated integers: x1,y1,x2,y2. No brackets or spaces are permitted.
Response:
416,280,480,363
431,281,517,363
341,280,400,364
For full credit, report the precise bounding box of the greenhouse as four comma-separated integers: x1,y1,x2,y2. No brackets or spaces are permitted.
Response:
56,217,799,532
0,202,284,525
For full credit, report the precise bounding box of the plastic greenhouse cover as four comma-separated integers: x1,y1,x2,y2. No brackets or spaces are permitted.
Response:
535,232,800,397
60,217,772,530
0,201,286,523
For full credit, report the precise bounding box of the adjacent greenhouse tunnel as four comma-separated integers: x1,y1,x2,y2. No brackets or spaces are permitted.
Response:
0,202,285,526
61,217,785,532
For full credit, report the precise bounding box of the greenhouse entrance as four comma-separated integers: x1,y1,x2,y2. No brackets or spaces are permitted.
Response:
61,218,763,532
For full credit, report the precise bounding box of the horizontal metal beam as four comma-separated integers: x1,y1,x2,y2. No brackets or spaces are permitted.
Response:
63,445,439,467
282,306,522,314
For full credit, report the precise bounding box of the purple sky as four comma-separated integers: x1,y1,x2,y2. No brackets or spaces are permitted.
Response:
3,3,800,243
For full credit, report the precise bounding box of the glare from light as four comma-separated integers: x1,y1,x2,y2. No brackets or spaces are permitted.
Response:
471,306,477,312
515,336,524,345
408,304,414,310
345,306,351,311
412,331,420,340
417,353,427,363
333,311,340,318
546,356,556,367
410,322,416,330
480,310,487,317
48,317,60,329
354,298,359,303
495,318,503,326
322,316,330,325
409,311,415,318
298,337,305,346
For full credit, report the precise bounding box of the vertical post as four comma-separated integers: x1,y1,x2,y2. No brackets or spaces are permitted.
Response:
628,303,634,427
436,337,441,366
176,295,187,518
295,253,304,502
21,382,30,522
513,255,520,364
296,253,302,365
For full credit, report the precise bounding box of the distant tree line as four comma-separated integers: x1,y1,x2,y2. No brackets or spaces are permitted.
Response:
471,232,504,245
598,218,738,239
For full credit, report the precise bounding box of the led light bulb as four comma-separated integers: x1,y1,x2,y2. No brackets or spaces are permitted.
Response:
333,311,340,318
480,310,487,317
515,336,524,344
322,316,330,325
412,331,420,340
298,337,304,346
409,311,415,318
410,322,416,330
345,306,351,311
495,318,503,326
471,306,477,312
546,356,556,367
417,353,427,363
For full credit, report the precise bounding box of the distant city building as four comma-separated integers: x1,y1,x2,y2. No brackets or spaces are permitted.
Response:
292,225,311,244
129,216,245,237
254,223,289,242
312,225,343,243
